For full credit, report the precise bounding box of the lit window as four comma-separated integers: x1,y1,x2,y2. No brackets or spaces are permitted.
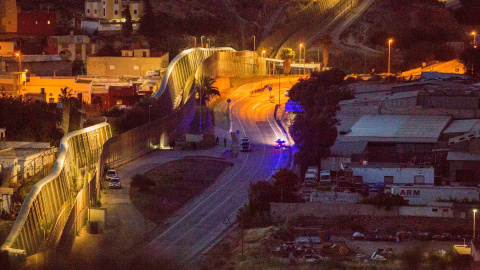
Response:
134,65,139,70
116,100,122,105
110,65,115,69
35,21,38,24
47,21,50,24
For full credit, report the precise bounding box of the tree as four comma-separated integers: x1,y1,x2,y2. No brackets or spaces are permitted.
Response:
123,5,133,37
320,34,333,70
195,75,220,105
288,69,354,171
58,86,74,135
280,48,295,75
139,0,156,38
271,169,300,203
460,47,480,79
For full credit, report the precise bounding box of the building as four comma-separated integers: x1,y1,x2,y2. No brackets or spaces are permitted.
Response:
3,55,72,76
46,33,96,62
86,50,169,77
0,42,15,57
341,114,452,163
81,0,143,33
347,162,435,186
0,71,26,97
391,185,479,205
25,76,91,103
0,0,17,33
17,11,56,36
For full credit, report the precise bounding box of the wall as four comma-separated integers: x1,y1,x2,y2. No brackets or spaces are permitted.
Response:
392,186,480,205
17,12,56,36
341,104,480,119
6,60,72,77
351,166,434,185
0,42,15,56
86,55,169,77
25,76,91,103
0,0,17,33
270,203,461,223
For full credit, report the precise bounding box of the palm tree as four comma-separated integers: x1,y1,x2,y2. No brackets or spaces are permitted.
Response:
58,86,74,134
320,34,333,70
280,48,295,75
195,75,220,105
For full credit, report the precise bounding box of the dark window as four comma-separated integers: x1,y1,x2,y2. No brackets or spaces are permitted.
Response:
87,9,90,13
103,8,105,16
384,176,394,185
94,9,97,14
134,9,137,15
114,10,118,15
143,51,147,57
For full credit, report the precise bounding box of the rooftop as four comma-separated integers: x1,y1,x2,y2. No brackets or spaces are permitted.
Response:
343,114,452,143
443,119,480,134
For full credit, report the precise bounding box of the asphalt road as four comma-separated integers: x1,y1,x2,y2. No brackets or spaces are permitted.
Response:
137,83,291,265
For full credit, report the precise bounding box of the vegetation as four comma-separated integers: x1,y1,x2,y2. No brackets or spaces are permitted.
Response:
361,194,409,210
460,47,480,79
288,69,354,173
237,169,300,229
436,196,479,204
122,5,133,37
129,158,232,224
195,75,221,105
319,34,332,69
279,48,295,75
0,96,63,144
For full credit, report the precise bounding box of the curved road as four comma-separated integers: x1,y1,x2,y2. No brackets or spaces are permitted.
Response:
136,83,290,266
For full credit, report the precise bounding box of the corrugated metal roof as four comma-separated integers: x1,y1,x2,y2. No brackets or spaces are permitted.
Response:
345,115,451,143
447,151,480,161
443,119,480,134
330,141,368,157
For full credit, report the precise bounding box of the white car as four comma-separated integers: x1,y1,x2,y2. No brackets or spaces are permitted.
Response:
109,177,121,189
284,90,289,97
105,169,117,181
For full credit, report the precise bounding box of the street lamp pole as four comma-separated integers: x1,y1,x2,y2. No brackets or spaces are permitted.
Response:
473,32,477,48
148,105,152,123
303,44,306,75
388,39,393,75
194,37,197,48
201,36,205,48
253,35,256,74
299,44,302,75
15,52,22,72
474,209,477,239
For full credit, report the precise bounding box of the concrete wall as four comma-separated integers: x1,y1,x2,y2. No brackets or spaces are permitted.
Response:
270,203,459,222
87,55,169,77
351,166,434,185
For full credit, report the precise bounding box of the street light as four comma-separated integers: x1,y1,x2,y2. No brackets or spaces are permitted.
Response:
388,39,393,75
15,52,22,72
472,32,477,48
474,209,478,239
299,43,303,75
262,50,265,58
302,44,306,75
148,105,152,123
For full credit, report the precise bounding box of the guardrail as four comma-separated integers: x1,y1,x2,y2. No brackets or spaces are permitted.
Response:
1,122,112,261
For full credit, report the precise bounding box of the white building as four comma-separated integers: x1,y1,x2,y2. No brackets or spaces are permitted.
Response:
348,163,435,186
392,185,479,205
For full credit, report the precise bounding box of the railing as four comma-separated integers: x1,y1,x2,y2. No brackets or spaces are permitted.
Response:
1,122,112,259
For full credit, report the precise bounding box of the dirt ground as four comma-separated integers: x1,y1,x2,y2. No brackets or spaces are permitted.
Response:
130,157,233,224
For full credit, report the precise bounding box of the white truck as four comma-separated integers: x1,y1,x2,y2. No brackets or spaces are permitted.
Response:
320,170,331,183
304,166,319,187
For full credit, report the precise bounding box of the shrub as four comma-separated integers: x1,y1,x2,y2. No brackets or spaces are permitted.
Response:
361,193,408,210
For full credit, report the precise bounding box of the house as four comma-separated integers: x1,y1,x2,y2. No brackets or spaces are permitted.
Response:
0,0,17,33
45,33,97,62
24,76,91,103
0,71,27,97
86,49,168,77
0,42,15,57
17,11,56,36
80,0,143,33
3,55,72,76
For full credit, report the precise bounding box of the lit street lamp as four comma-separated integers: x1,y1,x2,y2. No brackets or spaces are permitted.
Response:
262,50,265,58
472,32,477,48
299,43,303,75
302,44,306,75
474,209,478,239
252,35,256,74
15,52,22,72
388,39,393,75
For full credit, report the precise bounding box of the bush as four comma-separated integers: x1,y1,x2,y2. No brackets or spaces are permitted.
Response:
131,174,155,191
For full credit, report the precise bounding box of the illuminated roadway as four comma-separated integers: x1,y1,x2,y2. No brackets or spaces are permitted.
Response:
134,82,291,265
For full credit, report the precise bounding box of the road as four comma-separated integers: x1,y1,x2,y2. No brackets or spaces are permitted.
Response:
136,82,291,266
64,81,292,269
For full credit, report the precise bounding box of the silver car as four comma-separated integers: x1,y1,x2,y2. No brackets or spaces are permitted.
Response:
105,169,117,181
109,177,121,189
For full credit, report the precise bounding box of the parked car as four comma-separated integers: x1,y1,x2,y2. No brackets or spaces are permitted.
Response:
105,169,117,181
109,177,121,189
